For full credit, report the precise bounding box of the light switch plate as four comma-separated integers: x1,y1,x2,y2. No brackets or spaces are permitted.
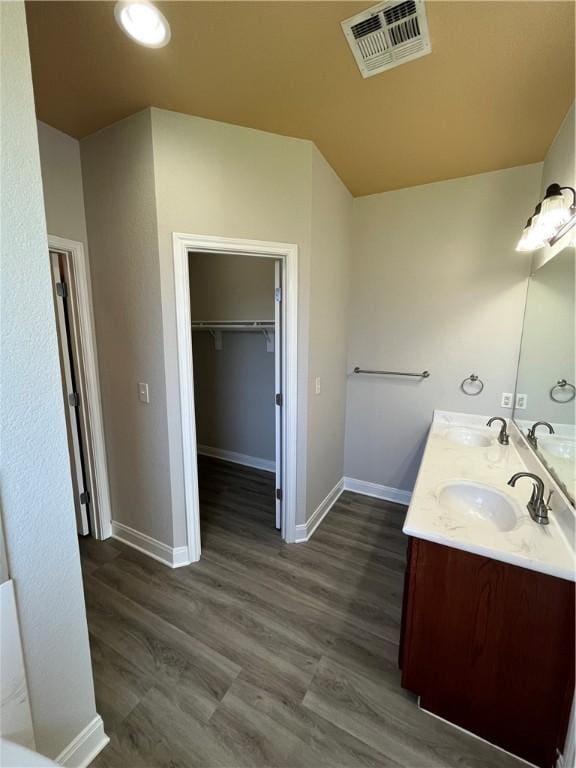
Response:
138,382,150,403
500,392,513,409
515,393,528,410
315,377,321,395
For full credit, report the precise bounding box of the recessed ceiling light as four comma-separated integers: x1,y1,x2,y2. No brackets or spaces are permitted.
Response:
114,1,171,48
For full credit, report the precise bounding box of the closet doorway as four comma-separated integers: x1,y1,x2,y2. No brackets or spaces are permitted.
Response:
173,234,298,562
190,252,281,530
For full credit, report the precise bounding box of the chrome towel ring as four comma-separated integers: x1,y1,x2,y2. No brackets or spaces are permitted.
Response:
461,374,484,396
550,379,576,403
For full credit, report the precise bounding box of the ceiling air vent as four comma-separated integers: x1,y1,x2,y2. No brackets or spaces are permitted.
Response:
341,0,431,79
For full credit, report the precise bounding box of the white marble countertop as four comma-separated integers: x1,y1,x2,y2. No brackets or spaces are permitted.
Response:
403,410,576,582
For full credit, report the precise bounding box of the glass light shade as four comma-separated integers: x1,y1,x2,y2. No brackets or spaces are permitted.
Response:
114,2,171,48
539,192,572,231
516,217,549,252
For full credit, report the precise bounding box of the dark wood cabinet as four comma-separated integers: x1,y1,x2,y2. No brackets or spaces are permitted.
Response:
399,537,575,768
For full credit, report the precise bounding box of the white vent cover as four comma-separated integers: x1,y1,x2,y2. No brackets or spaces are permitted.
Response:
341,0,431,78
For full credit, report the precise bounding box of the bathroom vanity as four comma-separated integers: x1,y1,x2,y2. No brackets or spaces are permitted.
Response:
399,412,575,768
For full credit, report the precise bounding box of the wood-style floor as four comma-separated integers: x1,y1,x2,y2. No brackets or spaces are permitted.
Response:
82,457,524,768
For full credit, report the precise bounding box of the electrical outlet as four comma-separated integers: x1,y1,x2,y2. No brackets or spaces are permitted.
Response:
515,393,528,410
315,377,321,395
138,382,150,403
500,392,513,409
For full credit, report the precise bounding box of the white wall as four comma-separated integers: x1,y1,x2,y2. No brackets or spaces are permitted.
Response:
0,2,98,758
533,103,575,271
81,110,173,545
345,163,542,493
306,148,352,516
37,121,89,247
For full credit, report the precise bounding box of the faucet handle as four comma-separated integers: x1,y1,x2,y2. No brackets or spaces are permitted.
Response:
545,489,554,509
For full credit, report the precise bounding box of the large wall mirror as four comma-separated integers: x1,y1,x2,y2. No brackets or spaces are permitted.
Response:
513,246,575,505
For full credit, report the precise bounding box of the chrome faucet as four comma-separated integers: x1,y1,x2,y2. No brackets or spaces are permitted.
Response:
507,472,550,525
527,421,554,449
486,416,509,445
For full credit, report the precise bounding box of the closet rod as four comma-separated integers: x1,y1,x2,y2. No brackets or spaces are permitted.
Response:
191,320,274,331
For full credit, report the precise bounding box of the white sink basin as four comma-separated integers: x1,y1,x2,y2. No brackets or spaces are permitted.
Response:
539,438,575,461
438,481,518,532
443,427,492,448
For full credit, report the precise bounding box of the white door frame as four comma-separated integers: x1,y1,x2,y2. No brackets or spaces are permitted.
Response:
48,235,112,539
172,233,299,562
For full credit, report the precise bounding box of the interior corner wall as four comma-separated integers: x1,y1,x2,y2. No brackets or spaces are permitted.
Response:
0,2,97,757
37,120,89,248
532,102,575,271
345,163,543,494
80,110,174,545
306,147,353,519
150,108,315,534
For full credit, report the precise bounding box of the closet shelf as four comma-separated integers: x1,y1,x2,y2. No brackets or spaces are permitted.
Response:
191,320,274,331
191,320,275,352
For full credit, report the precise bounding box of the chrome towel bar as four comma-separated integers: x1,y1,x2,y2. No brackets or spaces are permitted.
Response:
353,367,430,379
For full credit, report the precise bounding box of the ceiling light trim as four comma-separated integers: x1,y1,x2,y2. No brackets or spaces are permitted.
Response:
114,1,171,49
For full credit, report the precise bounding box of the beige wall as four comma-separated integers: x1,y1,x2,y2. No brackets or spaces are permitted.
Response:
306,147,352,516
80,107,354,543
37,120,89,247
1,2,97,757
81,110,173,544
189,251,275,321
193,333,276,461
345,163,542,492
533,103,575,271
151,108,315,535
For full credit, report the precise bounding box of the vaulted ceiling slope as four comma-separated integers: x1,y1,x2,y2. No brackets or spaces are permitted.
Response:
26,1,575,196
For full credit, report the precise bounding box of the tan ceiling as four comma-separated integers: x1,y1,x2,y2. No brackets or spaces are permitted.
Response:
26,1,575,196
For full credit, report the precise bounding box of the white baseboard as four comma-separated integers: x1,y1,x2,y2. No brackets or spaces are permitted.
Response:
56,715,109,768
295,478,345,543
343,476,411,506
111,521,191,569
197,445,275,473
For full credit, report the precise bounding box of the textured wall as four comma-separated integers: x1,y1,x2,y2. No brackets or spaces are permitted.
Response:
306,147,352,517
345,163,542,493
0,2,97,757
81,110,172,545
151,108,314,533
37,120,89,246
188,251,276,321
193,333,276,461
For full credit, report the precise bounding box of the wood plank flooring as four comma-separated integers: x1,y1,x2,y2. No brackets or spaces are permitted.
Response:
82,457,525,768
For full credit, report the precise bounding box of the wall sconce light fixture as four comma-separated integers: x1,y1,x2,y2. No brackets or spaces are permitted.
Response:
516,183,576,252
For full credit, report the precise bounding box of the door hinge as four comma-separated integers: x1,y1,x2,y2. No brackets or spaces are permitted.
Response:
276,488,282,501
79,490,90,505
275,287,282,303
68,392,79,407
56,281,68,298
275,393,282,407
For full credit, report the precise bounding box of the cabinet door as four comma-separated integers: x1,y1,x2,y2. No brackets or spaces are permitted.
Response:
400,538,575,768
